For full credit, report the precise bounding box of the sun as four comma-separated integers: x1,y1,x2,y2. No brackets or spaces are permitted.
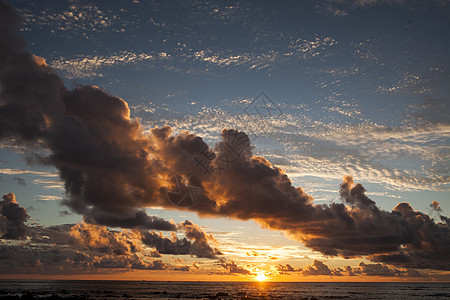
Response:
255,273,267,282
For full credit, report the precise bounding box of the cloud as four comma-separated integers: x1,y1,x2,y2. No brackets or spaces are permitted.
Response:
154,101,449,193
352,262,422,277
82,210,178,232
430,200,442,212
32,179,64,190
69,220,221,259
0,168,57,177
19,3,120,36
0,193,29,239
217,258,253,275
302,260,340,276
0,243,186,274
276,263,300,274
140,220,222,259
297,260,422,278
0,1,449,272
298,177,450,270
0,198,217,275
34,195,62,201
70,222,142,256
178,220,223,258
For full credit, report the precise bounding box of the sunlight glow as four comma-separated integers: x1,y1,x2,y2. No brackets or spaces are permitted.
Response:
256,273,267,282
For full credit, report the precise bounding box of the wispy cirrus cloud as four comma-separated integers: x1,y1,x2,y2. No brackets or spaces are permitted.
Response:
34,195,62,201
316,0,450,16
0,168,57,177
49,51,160,79
48,34,338,79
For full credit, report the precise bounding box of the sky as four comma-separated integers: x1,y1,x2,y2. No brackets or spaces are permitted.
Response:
0,0,449,282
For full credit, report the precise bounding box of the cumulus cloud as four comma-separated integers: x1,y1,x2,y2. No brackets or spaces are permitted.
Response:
0,243,191,274
301,260,333,276
297,260,422,278
0,193,29,239
352,262,422,277
276,263,300,274
299,177,450,270
0,0,449,273
140,220,222,259
218,258,253,275
0,193,217,275
70,222,142,256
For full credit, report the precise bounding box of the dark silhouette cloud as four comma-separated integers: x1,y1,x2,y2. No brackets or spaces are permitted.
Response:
218,258,253,275
352,262,422,277
0,193,29,239
140,220,222,259
301,260,340,276
298,260,422,278
82,210,177,232
276,263,300,274
0,243,189,274
0,194,219,275
0,0,449,272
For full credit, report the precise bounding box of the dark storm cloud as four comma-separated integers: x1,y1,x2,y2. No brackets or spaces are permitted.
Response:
178,220,223,258
430,200,442,212
0,193,29,239
365,201,450,270
0,0,175,230
82,210,177,231
298,177,450,270
0,0,449,272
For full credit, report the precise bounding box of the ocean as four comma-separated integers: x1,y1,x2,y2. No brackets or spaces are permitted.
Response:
0,280,449,299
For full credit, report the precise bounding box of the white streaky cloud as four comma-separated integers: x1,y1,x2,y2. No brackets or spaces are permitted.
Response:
34,195,63,201
32,179,65,190
0,168,58,177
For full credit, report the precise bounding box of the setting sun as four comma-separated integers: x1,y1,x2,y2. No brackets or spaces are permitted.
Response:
255,273,267,282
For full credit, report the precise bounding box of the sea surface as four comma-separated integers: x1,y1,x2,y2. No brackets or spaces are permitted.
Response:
0,280,449,299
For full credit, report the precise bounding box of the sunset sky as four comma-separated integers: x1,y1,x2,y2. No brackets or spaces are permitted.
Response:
0,0,449,281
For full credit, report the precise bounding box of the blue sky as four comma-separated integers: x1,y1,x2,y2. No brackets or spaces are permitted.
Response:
0,0,449,280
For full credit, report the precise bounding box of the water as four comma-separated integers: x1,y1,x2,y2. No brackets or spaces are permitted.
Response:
0,280,449,299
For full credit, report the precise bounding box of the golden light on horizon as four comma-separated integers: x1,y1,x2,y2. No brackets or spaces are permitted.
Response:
255,273,267,282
